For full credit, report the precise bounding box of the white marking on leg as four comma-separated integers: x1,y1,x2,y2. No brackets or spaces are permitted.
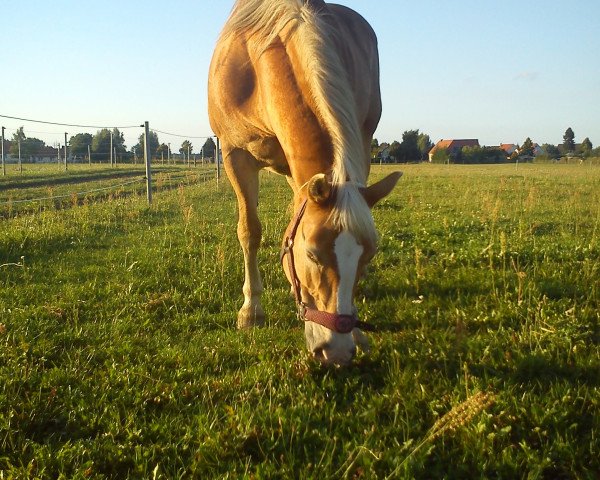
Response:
334,231,363,315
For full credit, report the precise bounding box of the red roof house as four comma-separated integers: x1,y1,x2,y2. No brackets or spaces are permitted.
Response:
428,139,480,162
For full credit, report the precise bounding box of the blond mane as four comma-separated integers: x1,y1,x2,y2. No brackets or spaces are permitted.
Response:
222,0,377,244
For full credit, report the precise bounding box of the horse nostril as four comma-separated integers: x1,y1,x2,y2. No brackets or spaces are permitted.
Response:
313,343,330,361
313,347,325,361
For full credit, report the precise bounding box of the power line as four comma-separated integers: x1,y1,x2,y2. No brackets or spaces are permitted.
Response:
0,114,140,129
1,113,217,146
152,128,214,140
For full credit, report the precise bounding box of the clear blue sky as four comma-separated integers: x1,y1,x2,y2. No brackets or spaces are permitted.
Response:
2,0,599,151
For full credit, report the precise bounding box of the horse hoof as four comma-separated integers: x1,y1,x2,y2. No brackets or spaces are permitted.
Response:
237,306,265,329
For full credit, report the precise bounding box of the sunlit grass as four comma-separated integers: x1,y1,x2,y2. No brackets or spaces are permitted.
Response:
0,163,599,478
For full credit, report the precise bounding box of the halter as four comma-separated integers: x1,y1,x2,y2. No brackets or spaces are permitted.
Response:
280,198,376,334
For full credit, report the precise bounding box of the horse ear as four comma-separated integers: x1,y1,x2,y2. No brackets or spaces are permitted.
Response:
361,171,402,208
307,173,332,205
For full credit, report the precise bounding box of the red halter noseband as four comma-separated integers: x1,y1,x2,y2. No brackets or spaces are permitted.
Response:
280,199,375,334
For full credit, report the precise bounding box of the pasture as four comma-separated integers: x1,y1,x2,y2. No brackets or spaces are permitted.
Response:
1,163,599,478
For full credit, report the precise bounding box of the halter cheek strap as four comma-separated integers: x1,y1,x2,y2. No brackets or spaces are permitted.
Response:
280,199,376,334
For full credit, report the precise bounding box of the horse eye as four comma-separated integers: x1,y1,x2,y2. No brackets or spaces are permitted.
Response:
306,250,320,265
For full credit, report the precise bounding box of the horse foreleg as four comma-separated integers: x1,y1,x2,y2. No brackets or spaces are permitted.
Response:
224,149,265,328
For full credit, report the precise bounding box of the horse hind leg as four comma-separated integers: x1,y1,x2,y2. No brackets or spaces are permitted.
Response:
223,148,265,328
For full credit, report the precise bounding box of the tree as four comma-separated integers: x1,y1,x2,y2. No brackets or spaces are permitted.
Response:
417,133,433,162
180,140,193,156
388,140,402,161
520,137,534,157
156,143,168,159
396,129,421,162
92,128,127,162
371,138,379,160
69,133,93,158
9,127,26,156
541,144,560,159
11,127,26,144
92,129,111,162
20,138,45,159
135,131,160,159
579,137,593,157
563,127,575,153
430,147,450,164
461,146,505,164
10,127,44,158
202,137,216,159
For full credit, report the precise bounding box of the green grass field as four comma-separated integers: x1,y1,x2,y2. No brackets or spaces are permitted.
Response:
1,163,599,479
0,163,216,219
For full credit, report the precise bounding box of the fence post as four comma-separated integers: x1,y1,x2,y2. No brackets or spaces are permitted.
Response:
143,121,152,205
1,126,5,176
64,132,68,171
215,136,221,181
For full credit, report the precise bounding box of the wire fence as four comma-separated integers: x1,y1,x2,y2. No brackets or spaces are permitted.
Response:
0,113,219,171
0,177,145,207
0,114,222,215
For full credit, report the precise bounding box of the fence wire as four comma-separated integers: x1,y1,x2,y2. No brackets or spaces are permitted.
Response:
0,177,145,206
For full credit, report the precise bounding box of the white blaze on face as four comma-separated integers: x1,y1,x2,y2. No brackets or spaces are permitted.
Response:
334,230,363,315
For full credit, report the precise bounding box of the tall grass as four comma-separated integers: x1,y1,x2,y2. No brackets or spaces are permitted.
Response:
0,164,599,478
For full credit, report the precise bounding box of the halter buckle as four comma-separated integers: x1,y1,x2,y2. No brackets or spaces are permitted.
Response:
297,302,307,321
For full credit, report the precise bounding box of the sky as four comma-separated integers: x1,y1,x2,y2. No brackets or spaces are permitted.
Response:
2,0,599,151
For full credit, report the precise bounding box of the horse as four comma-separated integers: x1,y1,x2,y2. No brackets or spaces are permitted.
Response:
208,0,401,366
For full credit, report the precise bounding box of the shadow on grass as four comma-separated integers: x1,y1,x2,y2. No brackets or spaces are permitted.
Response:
513,353,600,387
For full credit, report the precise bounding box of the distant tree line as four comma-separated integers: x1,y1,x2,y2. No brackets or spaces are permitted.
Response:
372,129,434,163
3,127,218,163
536,127,598,161
374,127,598,164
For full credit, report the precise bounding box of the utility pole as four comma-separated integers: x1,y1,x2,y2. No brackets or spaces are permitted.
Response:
110,131,113,167
168,143,171,164
18,139,22,173
88,144,91,165
1,126,5,176
143,121,152,205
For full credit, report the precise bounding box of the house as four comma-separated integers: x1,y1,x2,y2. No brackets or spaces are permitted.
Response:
34,146,61,163
500,143,519,156
373,142,393,163
428,139,479,162
502,142,543,160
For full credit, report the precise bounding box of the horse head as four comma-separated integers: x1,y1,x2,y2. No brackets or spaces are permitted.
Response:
282,171,402,366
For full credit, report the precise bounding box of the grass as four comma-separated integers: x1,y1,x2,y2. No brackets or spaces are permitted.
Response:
1,163,599,478
0,163,217,218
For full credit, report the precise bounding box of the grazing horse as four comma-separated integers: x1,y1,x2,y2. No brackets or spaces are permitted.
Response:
208,0,401,365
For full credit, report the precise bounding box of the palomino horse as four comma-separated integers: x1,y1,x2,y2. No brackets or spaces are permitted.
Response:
208,0,401,365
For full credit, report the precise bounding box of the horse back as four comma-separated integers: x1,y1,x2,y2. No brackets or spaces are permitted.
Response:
208,1,381,181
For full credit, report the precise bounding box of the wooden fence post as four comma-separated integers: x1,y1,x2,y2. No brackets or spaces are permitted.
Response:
215,136,221,181
143,121,152,205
